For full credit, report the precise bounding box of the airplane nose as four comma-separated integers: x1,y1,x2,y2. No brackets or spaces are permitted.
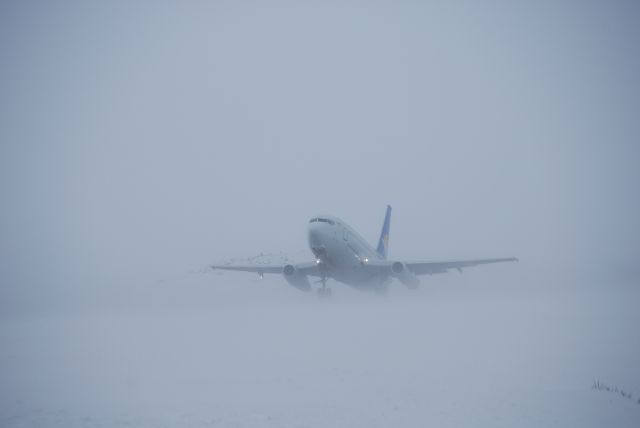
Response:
308,225,328,260
308,225,322,247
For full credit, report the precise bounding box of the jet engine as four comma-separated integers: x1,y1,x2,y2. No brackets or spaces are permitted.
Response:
391,261,420,289
282,264,312,292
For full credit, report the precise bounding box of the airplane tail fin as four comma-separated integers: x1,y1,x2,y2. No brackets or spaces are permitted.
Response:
376,205,392,259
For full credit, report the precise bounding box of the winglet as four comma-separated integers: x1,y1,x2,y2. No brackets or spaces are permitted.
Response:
376,205,392,259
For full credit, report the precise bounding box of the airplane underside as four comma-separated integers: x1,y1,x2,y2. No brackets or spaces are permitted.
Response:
320,268,392,296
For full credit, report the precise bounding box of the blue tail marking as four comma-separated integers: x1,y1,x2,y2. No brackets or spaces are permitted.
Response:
376,205,392,259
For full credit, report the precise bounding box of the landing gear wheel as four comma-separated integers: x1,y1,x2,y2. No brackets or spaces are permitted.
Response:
316,287,332,298
316,275,331,298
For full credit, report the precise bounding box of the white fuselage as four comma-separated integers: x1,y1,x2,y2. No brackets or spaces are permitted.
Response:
308,215,389,290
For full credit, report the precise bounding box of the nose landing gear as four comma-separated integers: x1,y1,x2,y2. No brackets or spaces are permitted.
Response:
317,286,332,298
316,276,332,298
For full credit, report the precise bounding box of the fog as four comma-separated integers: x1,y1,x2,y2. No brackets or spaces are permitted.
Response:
1,1,639,426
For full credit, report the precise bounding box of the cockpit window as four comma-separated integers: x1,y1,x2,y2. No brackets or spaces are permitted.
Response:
309,217,335,225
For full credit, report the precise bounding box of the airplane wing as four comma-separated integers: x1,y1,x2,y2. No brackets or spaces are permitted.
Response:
405,257,518,275
211,261,322,276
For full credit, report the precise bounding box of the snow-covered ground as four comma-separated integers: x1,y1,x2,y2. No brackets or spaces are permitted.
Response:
1,272,639,427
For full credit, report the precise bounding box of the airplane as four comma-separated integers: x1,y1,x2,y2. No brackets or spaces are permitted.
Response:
211,206,517,297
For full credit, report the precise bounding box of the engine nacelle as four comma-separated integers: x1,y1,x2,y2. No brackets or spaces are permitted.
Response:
282,264,312,292
391,261,420,289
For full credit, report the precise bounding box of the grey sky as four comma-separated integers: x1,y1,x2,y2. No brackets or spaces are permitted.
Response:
1,1,639,297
